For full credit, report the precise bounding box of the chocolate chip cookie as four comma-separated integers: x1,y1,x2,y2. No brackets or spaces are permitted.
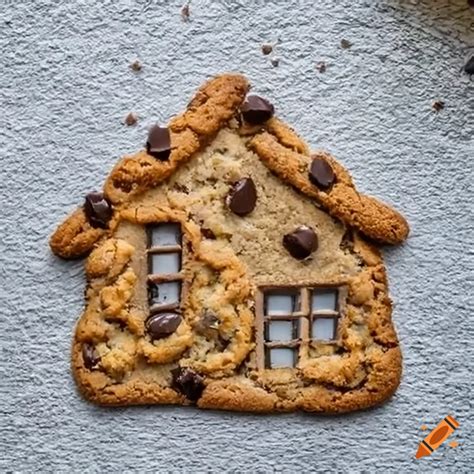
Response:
50,74,409,412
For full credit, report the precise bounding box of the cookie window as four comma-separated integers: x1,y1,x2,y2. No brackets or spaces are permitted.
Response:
147,223,183,313
311,289,339,341
257,286,346,369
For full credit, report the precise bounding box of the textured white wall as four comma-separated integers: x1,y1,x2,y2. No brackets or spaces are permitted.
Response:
1,0,473,472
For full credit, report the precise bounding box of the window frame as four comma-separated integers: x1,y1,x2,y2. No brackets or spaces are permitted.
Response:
146,223,185,314
256,284,347,370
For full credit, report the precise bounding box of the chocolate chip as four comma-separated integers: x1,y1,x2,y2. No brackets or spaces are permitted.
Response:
226,177,257,216
309,157,335,190
84,192,113,229
283,226,318,260
262,44,273,55
241,95,275,125
463,56,474,74
146,125,171,161
201,227,216,239
82,343,100,370
171,367,204,401
146,312,182,340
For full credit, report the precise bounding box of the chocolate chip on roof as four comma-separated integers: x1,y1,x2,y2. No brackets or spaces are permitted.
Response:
50,74,409,412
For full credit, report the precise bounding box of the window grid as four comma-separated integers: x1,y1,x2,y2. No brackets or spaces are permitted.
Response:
147,223,184,314
258,285,346,370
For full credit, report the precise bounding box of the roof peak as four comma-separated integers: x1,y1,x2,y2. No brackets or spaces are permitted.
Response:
50,74,408,259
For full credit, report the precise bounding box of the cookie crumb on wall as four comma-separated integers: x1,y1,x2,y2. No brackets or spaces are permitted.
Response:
130,60,142,72
125,112,138,126
181,3,190,22
340,39,352,49
432,100,445,112
315,61,327,73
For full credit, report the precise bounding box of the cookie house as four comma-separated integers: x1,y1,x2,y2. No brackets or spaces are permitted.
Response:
50,74,409,413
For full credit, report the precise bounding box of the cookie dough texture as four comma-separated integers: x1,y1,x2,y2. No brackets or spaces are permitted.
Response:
51,73,408,412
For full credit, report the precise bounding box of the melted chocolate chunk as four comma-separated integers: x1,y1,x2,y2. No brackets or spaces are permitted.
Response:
146,312,182,340
84,192,113,229
171,367,204,401
201,228,216,240
309,157,335,190
226,177,257,216
283,226,318,260
194,311,220,336
241,95,275,124
146,125,171,161
82,343,100,370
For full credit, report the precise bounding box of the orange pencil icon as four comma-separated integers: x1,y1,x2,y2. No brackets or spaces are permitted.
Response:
416,415,460,459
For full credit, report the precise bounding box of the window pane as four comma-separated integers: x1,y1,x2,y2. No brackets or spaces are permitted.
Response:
312,318,336,341
312,289,338,311
150,223,181,247
150,253,181,275
265,293,298,315
266,320,296,342
268,348,295,368
149,281,181,307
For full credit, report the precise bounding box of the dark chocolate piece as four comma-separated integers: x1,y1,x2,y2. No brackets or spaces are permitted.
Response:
241,95,275,125
309,157,335,190
146,312,182,340
226,177,257,216
283,226,318,260
146,125,171,161
463,56,474,74
171,367,204,401
82,343,100,370
84,192,113,229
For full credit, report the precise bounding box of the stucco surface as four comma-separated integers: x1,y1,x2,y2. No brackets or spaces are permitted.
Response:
0,0,473,472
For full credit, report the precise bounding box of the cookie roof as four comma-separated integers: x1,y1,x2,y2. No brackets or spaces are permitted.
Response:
50,74,409,259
